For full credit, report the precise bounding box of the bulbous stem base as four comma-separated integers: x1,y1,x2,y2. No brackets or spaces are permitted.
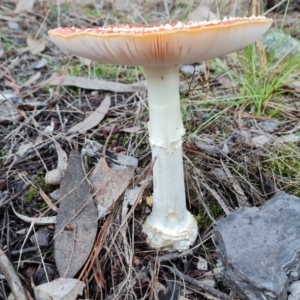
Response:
143,209,198,251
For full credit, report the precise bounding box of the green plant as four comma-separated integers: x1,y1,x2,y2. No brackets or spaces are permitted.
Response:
82,7,101,18
67,62,142,83
0,35,20,50
218,42,300,116
49,0,69,17
178,0,194,21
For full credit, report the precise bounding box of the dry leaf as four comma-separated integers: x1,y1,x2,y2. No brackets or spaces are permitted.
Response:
89,157,134,218
49,75,144,92
22,71,41,87
40,188,59,213
67,95,110,134
11,203,56,225
45,141,68,185
55,141,68,171
55,151,97,278
195,136,228,157
82,140,138,169
122,126,140,133
26,36,46,55
0,92,20,122
34,278,85,300
14,0,35,13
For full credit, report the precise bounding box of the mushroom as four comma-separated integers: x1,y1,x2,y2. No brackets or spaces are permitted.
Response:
48,16,272,251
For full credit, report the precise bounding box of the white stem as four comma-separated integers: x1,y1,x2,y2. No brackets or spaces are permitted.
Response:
142,66,197,251
144,66,185,153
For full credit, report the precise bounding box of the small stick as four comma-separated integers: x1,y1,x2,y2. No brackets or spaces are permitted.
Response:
172,267,230,300
0,247,27,300
102,126,114,157
10,247,38,256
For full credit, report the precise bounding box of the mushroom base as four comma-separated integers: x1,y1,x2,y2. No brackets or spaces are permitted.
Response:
143,211,197,251
142,144,198,251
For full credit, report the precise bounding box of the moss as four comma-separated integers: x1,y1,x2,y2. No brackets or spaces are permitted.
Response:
262,143,300,197
24,186,39,202
195,213,206,228
195,203,224,229
265,145,300,177
24,175,49,202
210,203,223,218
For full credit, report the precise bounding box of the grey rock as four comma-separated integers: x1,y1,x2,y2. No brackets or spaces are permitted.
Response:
262,29,300,60
8,21,20,31
180,64,205,74
288,281,300,300
49,189,60,201
30,229,50,247
214,192,300,300
258,119,280,133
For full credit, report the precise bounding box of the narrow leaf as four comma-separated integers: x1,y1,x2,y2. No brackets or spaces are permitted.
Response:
55,151,97,278
11,203,56,224
67,96,110,134
48,75,143,92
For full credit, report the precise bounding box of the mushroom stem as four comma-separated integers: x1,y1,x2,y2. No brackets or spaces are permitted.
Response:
142,66,197,251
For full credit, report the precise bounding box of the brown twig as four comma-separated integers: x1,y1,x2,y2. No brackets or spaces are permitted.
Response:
172,267,230,300
0,247,27,300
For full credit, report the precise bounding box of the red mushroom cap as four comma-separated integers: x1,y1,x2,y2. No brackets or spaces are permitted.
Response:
49,17,272,67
